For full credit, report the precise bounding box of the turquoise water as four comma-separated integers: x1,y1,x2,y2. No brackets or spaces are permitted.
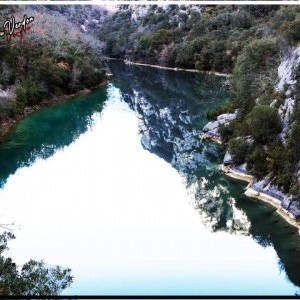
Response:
0,62,300,295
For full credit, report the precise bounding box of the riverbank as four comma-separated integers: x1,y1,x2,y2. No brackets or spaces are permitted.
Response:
104,57,231,78
202,118,300,231
202,132,223,144
221,165,254,183
221,164,300,231
245,187,300,230
0,80,107,140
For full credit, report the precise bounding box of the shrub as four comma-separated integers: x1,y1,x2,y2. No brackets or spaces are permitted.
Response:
230,39,279,114
245,5,279,18
150,29,174,51
229,138,249,165
248,105,282,144
218,122,235,143
281,20,300,44
206,101,236,120
247,145,268,179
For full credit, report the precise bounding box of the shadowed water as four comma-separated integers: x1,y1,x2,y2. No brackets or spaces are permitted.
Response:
0,61,299,294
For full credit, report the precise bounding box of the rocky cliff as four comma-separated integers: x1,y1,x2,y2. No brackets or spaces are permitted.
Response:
203,46,300,222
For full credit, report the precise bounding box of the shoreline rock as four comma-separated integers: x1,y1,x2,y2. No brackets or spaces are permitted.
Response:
245,187,300,230
202,132,223,144
223,164,300,230
221,164,254,183
222,164,300,230
202,110,237,144
202,116,300,231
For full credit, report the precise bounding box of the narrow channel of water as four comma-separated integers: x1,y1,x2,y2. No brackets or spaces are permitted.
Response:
0,62,299,294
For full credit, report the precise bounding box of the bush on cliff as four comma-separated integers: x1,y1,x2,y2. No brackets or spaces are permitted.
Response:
230,39,279,116
228,138,249,165
247,105,282,144
246,145,268,179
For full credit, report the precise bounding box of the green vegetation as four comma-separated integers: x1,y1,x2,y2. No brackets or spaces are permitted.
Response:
247,145,268,179
99,5,300,72
230,39,279,116
0,6,106,122
0,231,73,295
206,101,236,120
0,5,108,294
99,4,300,197
228,138,249,166
248,106,282,144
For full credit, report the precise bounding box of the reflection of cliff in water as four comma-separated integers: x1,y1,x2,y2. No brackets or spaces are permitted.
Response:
235,193,300,289
109,61,250,233
109,61,228,170
110,61,300,289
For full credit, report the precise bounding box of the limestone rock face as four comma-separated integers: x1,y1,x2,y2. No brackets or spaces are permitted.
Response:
278,97,295,141
0,86,14,99
223,150,233,166
277,47,300,91
288,200,300,219
252,180,300,219
276,46,300,142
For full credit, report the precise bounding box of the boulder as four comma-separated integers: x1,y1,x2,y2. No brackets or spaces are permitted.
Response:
223,150,233,166
282,196,292,210
203,120,219,133
203,111,237,138
288,200,300,219
282,197,300,219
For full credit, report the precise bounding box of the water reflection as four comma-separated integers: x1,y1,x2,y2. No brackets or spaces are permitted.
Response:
0,84,298,295
109,61,247,232
109,61,300,289
0,89,107,188
0,61,300,292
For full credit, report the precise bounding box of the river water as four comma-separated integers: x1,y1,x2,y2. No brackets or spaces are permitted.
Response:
0,61,300,295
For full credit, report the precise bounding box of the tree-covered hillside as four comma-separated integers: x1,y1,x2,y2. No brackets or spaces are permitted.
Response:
99,4,300,200
0,5,107,130
99,5,299,71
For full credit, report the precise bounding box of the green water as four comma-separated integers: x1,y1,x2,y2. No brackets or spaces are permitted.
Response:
0,61,300,294
0,89,107,188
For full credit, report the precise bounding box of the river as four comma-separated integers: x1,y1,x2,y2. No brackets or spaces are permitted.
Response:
0,61,300,295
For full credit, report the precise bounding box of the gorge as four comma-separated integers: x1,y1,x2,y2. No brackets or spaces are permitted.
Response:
0,62,300,294
0,4,300,295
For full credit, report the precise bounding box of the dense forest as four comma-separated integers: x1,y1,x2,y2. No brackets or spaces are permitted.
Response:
99,5,300,201
0,5,107,128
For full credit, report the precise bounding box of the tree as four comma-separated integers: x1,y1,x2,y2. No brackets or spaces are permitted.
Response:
0,232,73,296
248,105,282,144
281,20,300,44
247,145,268,179
230,39,279,116
150,29,174,52
287,124,300,158
228,138,249,165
